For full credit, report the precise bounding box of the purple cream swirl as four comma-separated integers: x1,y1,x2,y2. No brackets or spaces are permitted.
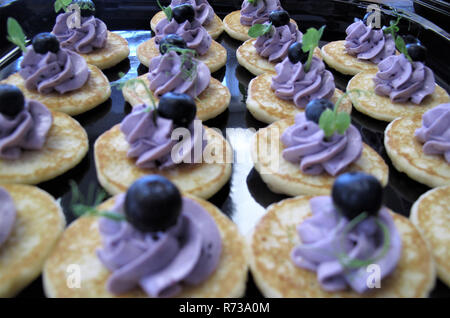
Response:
291,196,402,294
415,103,450,163
373,54,435,104
19,46,90,94
254,22,302,63
52,12,108,54
148,50,210,99
0,187,16,248
97,194,222,297
121,105,206,170
0,100,52,160
345,20,395,63
155,19,211,56
240,0,282,26
271,56,335,108
281,113,362,176
170,0,214,26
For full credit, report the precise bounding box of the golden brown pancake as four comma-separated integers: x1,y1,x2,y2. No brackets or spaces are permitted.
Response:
347,70,449,122
0,111,88,185
0,184,65,297
95,125,232,199
150,11,224,40
223,10,297,42
1,65,111,116
249,195,436,297
384,114,450,188
136,38,227,73
251,119,389,196
122,73,230,121
411,186,450,287
247,73,352,124
237,39,321,76
43,194,248,298
78,32,130,70
321,40,380,76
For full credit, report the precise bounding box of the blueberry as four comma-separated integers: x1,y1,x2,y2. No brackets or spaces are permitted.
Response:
125,175,182,233
287,42,308,64
159,34,187,55
406,43,427,62
305,99,334,123
332,172,383,220
172,4,195,24
362,11,385,29
0,84,25,118
158,92,197,127
269,10,290,27
403,34,420,45
72,0,96,17
32,33,60,54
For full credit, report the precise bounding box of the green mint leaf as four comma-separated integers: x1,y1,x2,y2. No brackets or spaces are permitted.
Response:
248,23,272,38
302,25,325,72
319,109,335,138
55,1,62,12
157,0,172,21
335,112,351,134
395,35,412,62
6,17,27,53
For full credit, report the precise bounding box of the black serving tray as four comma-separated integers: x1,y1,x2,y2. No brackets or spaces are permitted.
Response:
0,0,449,298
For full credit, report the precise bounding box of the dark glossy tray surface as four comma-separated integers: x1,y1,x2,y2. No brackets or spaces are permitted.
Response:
0,1,448,298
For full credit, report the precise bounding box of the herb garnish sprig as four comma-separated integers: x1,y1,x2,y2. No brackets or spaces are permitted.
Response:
157,0,173,21
54,0,72,13
382,14,413,62
6,17,28,53
301,25,325,72
318,89,370,138
70,181,125,221
248,22,273,38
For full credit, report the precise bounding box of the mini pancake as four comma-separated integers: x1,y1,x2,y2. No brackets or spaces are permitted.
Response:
150,11,224,40
411,186,450,287
247,73,352,124
122,74,230,121
43,194,248,298
249,195,435,297
236,39,321,76
136,38,227,73
78,32,130,70
1,65,111,116
223,10,298,42
384,114,450,188
94,125,232,199
347,70,449,122
251,118,389,196
0,112,88,185
321,40,380,76
0,184,65,297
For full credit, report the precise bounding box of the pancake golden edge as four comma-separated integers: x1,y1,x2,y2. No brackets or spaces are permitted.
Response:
247,73,352,124
136,38,227,73
251,119,389,196
79,32,130,70
150,11,224,40
0,184,66,297
1,65,111,116
43,194,248,298
0,112,88,185
384,114,450,188
248,195,435,297
236,39,322,76
95,124,232,199
347,70,449,122
321,40,380,76
410,186,450,287
122,74,230,121
223,10,298,42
